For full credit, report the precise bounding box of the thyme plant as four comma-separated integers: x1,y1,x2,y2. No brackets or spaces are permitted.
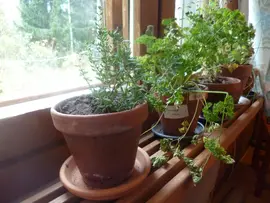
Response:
80,10,146,113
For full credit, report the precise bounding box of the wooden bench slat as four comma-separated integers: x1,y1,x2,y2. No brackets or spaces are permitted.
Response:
142,140,160,156
117,143,205,203
139,133,155,148
147,150,212,203
21,181,65,203
49,192,81,203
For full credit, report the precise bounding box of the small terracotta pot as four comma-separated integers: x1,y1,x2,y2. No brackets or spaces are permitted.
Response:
221,64,253,91
203,76,242,104
51,97,148,189
159,86,208,137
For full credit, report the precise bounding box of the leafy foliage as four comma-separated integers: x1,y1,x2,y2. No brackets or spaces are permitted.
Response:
137,18,203,111
202,95,234,123
203,137,235,164
151,154,169,168
80,10,146,113
19,0,97,52
185,1,255,79
152,138,204,184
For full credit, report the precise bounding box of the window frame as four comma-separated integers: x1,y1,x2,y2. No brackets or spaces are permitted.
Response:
0,0,238,107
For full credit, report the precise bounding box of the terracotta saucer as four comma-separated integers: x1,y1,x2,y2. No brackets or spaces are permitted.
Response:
60,147,151,201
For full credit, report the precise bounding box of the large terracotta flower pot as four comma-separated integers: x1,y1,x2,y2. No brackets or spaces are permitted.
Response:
221,64,253,91
160,87,208,137
51,96,148,189
202,76,242,104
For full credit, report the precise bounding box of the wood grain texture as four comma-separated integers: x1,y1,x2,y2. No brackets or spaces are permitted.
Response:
0,109,64,163
159,0,175,36
117,143,204,203
0,145,69,203
21,181,65,203
147,151,219,203
105,0,123,31
122,0,129,39
224,0,238,10
49,192,80,203
133,0,159,56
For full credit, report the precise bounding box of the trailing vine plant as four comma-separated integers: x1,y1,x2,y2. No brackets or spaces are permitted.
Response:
138,16,236,184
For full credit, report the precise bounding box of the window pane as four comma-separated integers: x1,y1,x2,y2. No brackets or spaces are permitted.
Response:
175,0,204,28
0,0,101,102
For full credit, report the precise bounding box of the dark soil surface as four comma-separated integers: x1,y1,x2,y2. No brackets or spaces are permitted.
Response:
200,77,234,84
57,95,99,115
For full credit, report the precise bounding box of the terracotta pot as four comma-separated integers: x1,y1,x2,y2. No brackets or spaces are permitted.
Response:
202,76,242,104
159,86,208,137
221,64,253,91
51,97,148,189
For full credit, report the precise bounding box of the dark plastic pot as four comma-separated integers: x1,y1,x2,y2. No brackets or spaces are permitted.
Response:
221,64,252,91
159,86,208,137
51,97,148,189
203,76,242,104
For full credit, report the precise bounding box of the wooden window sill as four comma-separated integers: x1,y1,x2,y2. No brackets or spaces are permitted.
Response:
21,97,264,203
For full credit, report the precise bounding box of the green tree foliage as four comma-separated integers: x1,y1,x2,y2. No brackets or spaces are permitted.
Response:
19,0,97,52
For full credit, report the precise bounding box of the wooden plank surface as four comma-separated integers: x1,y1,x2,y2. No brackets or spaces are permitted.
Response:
1,145,69,203
159,0,175,36
117,143,205,203
133,0,159,56
21,99,263,203
49,192,80,203
21,181,65,203
122,0,129,39
105,0,123,31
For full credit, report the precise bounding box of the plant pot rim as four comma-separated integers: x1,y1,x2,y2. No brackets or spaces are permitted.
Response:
201,76,241,86
51,95,148,119
222,64,253,69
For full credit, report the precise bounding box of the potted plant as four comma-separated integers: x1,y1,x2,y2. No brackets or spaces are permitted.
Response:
137,17,236,185
137,19,207,137
50,15,148,189
185,3,246,103
203,3,255,93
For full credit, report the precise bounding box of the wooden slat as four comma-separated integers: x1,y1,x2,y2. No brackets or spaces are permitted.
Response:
105,0,123,31
0,108,65,163
133,0,159,56
143,140,160,156
224,0,238,10
221,98,263,150
0,86,89,108
49,192,80,203
0,145,70,203
21,182,65,203
117,143,204,203
159,0,175,36
139,133,155,148
147,150,215,203
122,0,129,39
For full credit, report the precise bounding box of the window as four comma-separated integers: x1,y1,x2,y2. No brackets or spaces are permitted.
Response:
0,0,102,102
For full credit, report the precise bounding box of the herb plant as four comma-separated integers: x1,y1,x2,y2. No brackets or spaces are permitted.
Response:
185,1,255,79
137,18,202,111
80,10,146,113
137,16,235,184
151,94,235,184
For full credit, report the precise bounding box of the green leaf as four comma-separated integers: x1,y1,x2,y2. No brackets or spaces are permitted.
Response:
203,137,235,164
160,139,172,152
151,155,169,168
